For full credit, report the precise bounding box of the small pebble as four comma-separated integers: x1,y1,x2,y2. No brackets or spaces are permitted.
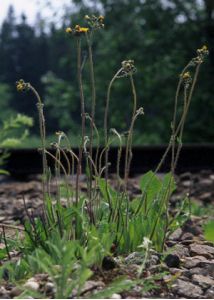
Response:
111,293,122,299
24,279,40,291
10,287,22,297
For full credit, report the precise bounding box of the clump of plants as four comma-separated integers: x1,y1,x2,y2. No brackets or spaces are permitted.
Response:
0,15,209,298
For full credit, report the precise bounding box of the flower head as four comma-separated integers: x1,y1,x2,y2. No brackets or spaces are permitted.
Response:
66,25,89,36
65,27,72,34
181,71,192,88
182,71,191,80
191,45,209,66
76,26,89,33
117,60,137,78
98,15,104,23
84,14,105,30
16,79,30,92
197,45,209,57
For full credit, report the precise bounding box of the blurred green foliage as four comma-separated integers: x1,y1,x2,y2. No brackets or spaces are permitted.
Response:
0,0,213,145
204,220,214,243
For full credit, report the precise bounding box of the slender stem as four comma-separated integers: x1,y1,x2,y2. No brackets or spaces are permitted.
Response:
104,68,123,180
86,33,96,196
156,63,201,175
29,85,48,215
45,150,70,188
124,75,137,188
75,37,86,205
135,63,202,216
159,64,202,250
85,32,97,219
171,63,190,173
173,65,201,171
2,226,11,260
30,86,47,176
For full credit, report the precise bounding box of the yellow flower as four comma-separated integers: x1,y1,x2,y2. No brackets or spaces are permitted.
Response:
75,25,89,33
65,25,89,37
182,71,191,80
65,27,72,34
16,79,26,92
80,27,89,33
16,83,24,91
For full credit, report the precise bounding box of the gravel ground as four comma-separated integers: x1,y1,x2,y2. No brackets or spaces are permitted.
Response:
0,170,214,299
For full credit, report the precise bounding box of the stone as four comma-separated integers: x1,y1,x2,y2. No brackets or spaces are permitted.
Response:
146,255,160,268
110,293,122,299
188,267,207,276
44,282,56,295
0,286,10,298
181,239,194,246
163,274,180,283
181,232,194,241
205,286,214,299
164,254,180,268
198,260,214,277
10,287,22,297
169,228,182,241
182,220,202,236
199,192,212,202
200,179,213,186
24,278,40,291
184,257,214,277
166,240,177,247
71,280,105,298
173,244,190,258
184,256,210,268
169,268,189,277
190,243,214,258
171,279,203,298
81,280,105,294
181,180,191,188
192,274,214,289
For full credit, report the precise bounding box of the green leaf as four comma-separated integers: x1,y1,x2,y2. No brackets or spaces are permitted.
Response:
0,169,9,175
139,171,162,213
98,178,117,201
204,220,214,243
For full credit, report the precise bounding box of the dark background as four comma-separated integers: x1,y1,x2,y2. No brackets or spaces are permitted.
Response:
0,0,213,147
